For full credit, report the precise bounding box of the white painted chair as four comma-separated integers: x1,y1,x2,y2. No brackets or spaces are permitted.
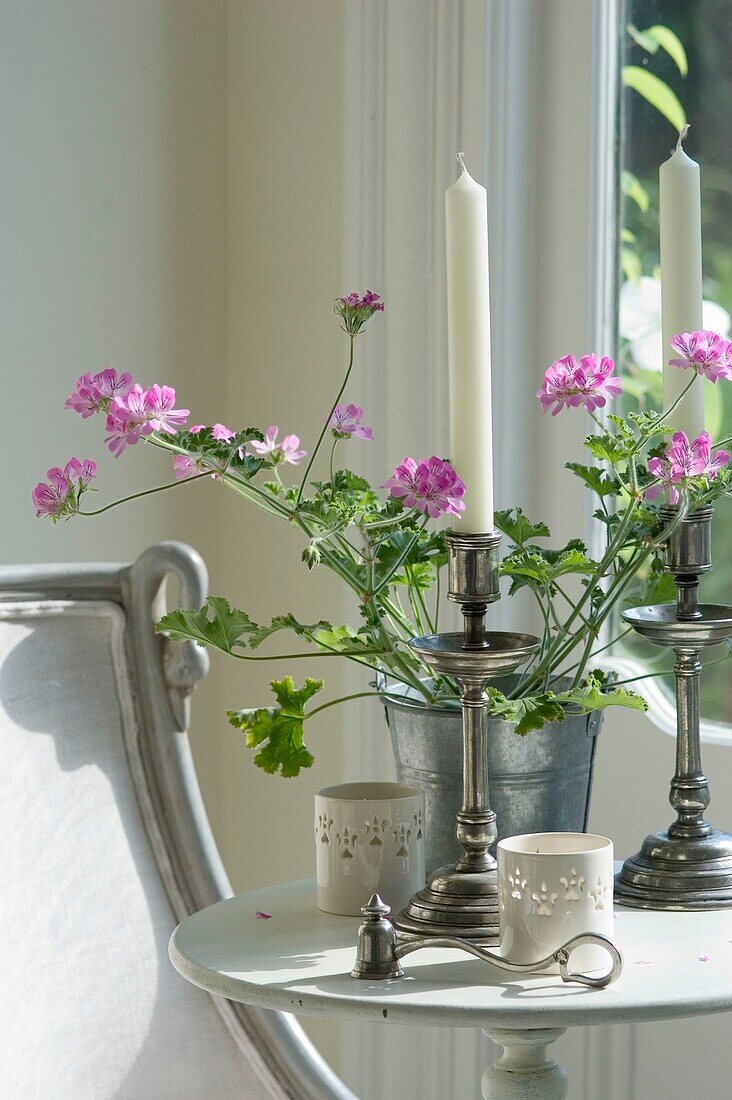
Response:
0,543,353,1100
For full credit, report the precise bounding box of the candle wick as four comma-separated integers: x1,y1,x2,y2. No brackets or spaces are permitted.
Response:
456,151,467,174
676,124,690,152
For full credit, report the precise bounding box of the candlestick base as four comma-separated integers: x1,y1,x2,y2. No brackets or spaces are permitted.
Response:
393,627,541,944
614,830,732,911
615,506,732,911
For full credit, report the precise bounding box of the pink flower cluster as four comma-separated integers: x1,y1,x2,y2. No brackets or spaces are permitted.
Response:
334,290,384,335
32,458,97,520
537,354,623,416
669,330,732,382
65,370,189,456
382,456,466,518
173,423,238,479
248,426,307,466
645,431,730,505
329,404,374,440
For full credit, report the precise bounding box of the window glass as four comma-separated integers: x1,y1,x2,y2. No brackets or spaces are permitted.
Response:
618,0,732,722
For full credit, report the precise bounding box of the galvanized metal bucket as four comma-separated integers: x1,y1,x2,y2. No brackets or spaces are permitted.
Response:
382,680,603,873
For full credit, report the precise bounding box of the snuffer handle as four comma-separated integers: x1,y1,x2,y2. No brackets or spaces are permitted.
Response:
352,895,623,989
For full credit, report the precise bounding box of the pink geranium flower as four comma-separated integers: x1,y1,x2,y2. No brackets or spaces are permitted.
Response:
173,455,200,480
668,330,732,382
334,291,385,335
104,412,145,457
64,457,97,487
64,373,104,418
32,458,97,520
329,404,374,440
143,384,189,435
65,369,134,417
105,384,152,456
645,431,730,504
212,423,236,442
104,384,189,455
248,426,307,466
94,368,134,401
382,456,466,519
537,354,622,416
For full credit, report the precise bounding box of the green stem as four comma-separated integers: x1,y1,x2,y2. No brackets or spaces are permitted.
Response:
434,566,441,632
567,502,690,688
612,651,731,688
307,690,384,720
296,333,355,506
229,647,385,662
515,499,640,697
78,470,212,515
372,522,426,597
654,373,698,429
547,627,633,685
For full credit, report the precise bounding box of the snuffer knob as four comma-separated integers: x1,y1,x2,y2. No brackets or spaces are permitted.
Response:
351,894,404,980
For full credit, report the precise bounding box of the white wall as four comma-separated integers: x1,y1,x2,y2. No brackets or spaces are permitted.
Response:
2,0,347,1076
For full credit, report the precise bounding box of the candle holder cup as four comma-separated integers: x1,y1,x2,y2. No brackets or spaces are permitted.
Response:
615,505,732,910
394,530,541,944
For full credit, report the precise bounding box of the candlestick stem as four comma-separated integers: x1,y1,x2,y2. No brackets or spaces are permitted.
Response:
615,505,732,909
394,530,540,942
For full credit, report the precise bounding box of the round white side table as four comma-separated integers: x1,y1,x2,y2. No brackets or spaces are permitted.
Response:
170,879,732,1100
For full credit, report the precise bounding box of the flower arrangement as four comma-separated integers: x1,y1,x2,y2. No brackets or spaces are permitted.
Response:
35,296,732,777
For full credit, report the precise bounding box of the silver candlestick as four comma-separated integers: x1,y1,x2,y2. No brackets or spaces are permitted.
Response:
394,531,541,944
615,505,732,910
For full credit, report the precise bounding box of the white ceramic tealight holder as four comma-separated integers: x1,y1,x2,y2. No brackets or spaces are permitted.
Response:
497,832,614,973
315,782,425,916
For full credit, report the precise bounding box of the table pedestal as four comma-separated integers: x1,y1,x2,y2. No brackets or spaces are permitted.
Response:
482,1028,567,1100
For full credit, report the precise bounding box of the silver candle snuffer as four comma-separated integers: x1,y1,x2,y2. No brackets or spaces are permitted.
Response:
352,894,623,989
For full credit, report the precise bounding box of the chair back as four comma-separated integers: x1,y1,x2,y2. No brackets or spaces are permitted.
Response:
0,543,353,1100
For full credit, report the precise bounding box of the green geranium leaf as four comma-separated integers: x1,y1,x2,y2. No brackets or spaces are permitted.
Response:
228,676,324,777
391,561,435,590
501,545,597,594
374,529,447,580
556,673,648,716
173,427,267,480
486,689,566,736
155,596,257,653
566,463,621,499
585,432,634,464
628,410,674,438
500,551,555,589
247,613,333,649
331,469,371,493
640,569,678,606
314,625,382,665
494,508,551,546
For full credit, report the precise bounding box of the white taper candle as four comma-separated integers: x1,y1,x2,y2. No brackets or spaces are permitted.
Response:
660,126,705,438
446,154,494,532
